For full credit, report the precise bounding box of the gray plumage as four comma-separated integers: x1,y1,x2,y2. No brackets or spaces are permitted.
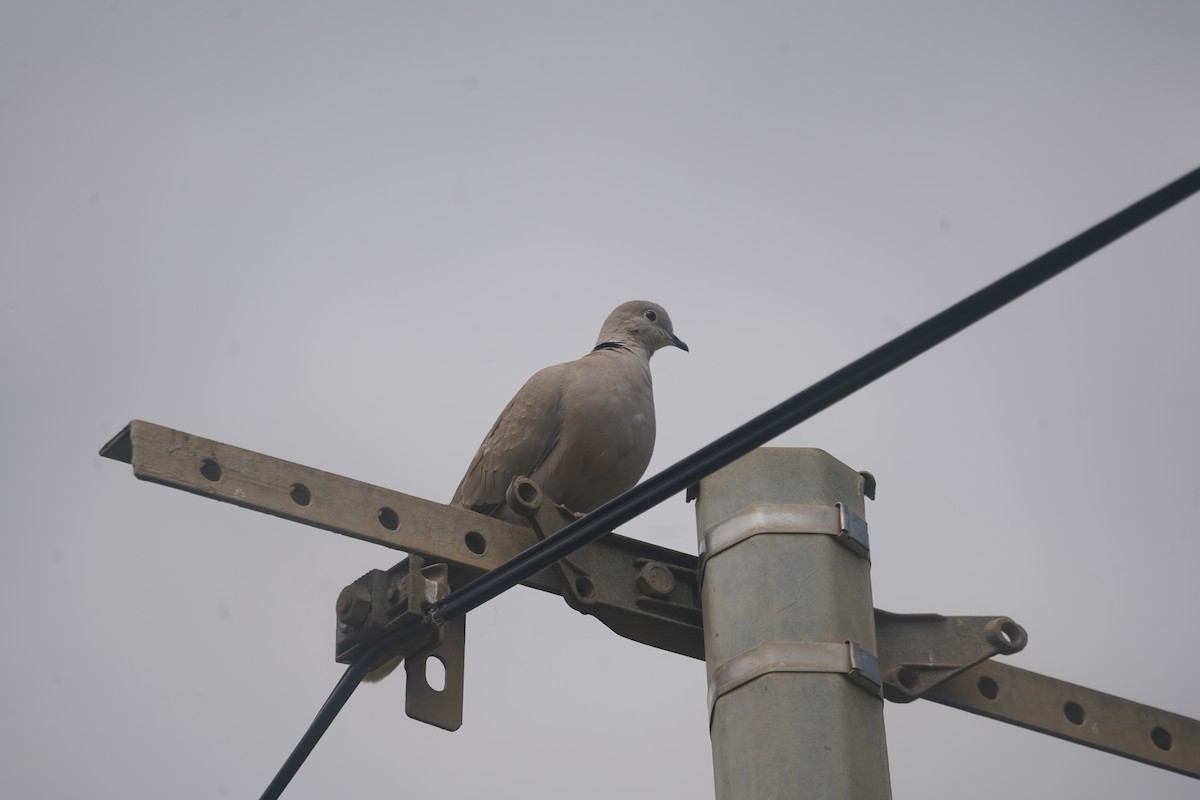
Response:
364,301,685,684
452,300,688,522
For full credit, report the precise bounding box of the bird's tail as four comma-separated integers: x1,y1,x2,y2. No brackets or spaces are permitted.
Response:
362,655,402,684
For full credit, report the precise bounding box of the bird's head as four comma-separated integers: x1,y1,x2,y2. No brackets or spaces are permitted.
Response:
595,300,689,357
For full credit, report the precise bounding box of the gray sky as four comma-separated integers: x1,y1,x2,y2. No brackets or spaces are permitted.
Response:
3,2,1199,798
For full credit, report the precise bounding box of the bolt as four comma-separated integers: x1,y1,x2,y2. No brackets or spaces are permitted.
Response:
636,561,676,598
335,584,372,625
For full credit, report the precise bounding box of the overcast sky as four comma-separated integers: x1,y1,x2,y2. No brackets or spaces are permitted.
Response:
3,3,1199,799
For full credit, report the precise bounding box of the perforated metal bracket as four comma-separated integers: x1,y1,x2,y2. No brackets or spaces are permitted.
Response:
99,420,704,659
405,614,465,731
926,660,1200,779
708,640,883,719
700,502,870,561
334,555,465,730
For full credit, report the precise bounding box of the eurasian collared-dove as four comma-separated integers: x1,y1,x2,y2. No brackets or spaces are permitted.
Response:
451,299,687,523
365,301,685,683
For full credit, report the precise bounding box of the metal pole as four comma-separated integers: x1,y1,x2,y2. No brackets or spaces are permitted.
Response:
696,448,891,800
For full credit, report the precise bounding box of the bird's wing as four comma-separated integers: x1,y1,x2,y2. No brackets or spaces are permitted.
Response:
450,363,566,516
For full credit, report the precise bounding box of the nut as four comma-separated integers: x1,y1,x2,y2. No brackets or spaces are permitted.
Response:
335,584,372,625
636,562,676,598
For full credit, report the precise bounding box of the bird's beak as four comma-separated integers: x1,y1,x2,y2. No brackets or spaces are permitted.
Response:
671,334,689,352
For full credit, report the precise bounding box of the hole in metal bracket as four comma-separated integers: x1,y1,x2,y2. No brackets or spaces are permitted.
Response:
984,617,1028,654
1151,726,1173,751
977,675,999,700
896,667,919,690
1064,701,1085,725
200,458,222,482
575,576,597,600
464,531,486,555
290,483,311,506
378,507,400,531
424,656,446,692
516,480,539,505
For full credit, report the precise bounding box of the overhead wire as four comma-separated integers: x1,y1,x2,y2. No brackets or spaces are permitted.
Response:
259,627,432,800
260,163,1200,800
427,163,1200,625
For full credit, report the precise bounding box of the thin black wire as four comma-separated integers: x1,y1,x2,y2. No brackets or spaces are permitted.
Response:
429,162,1200,625
260,163,1200,800
259,626,431,800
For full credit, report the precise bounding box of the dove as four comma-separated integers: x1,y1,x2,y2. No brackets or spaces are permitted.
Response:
451,300,688,523
364,301,686,683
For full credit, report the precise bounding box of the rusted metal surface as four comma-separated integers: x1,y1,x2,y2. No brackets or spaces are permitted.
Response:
924,660,1200,778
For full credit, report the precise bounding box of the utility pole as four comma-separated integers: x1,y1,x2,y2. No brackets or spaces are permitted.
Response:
696,448,890,799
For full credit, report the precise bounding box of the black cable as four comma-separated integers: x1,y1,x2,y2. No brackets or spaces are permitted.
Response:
261,163,1200,799
428,163,1200,625
258,624,430,800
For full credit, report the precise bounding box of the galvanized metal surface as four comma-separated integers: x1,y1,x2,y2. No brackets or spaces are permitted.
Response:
504,474,703,656
101,420,704,658
925,660,1200,779
700,501,870,561
331,555,464,729
874,611,1027,702
696,448,892,800
405,614,466,732
708,640,882,717
333,556,446,666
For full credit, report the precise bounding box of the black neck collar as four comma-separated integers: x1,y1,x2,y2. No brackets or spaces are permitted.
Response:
593,341,630,352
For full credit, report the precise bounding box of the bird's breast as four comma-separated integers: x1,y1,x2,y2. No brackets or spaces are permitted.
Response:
532,357,656,512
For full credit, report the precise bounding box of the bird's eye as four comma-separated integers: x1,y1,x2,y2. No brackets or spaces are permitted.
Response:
643,309,658,322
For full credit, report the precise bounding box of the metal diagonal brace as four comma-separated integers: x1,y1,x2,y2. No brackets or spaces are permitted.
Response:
873,610,1028,702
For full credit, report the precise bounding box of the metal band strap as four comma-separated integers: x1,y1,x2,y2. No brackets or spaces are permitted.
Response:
708,640,883,719
701,502,870,561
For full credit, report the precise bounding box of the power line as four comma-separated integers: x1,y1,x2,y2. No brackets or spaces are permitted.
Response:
259,628,431,800
260,163,1200,800
427,163,1200,625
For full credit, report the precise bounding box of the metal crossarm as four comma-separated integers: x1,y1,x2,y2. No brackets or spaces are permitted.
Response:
100,419,705,659
926,660,1200,778
102,419,1200,780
